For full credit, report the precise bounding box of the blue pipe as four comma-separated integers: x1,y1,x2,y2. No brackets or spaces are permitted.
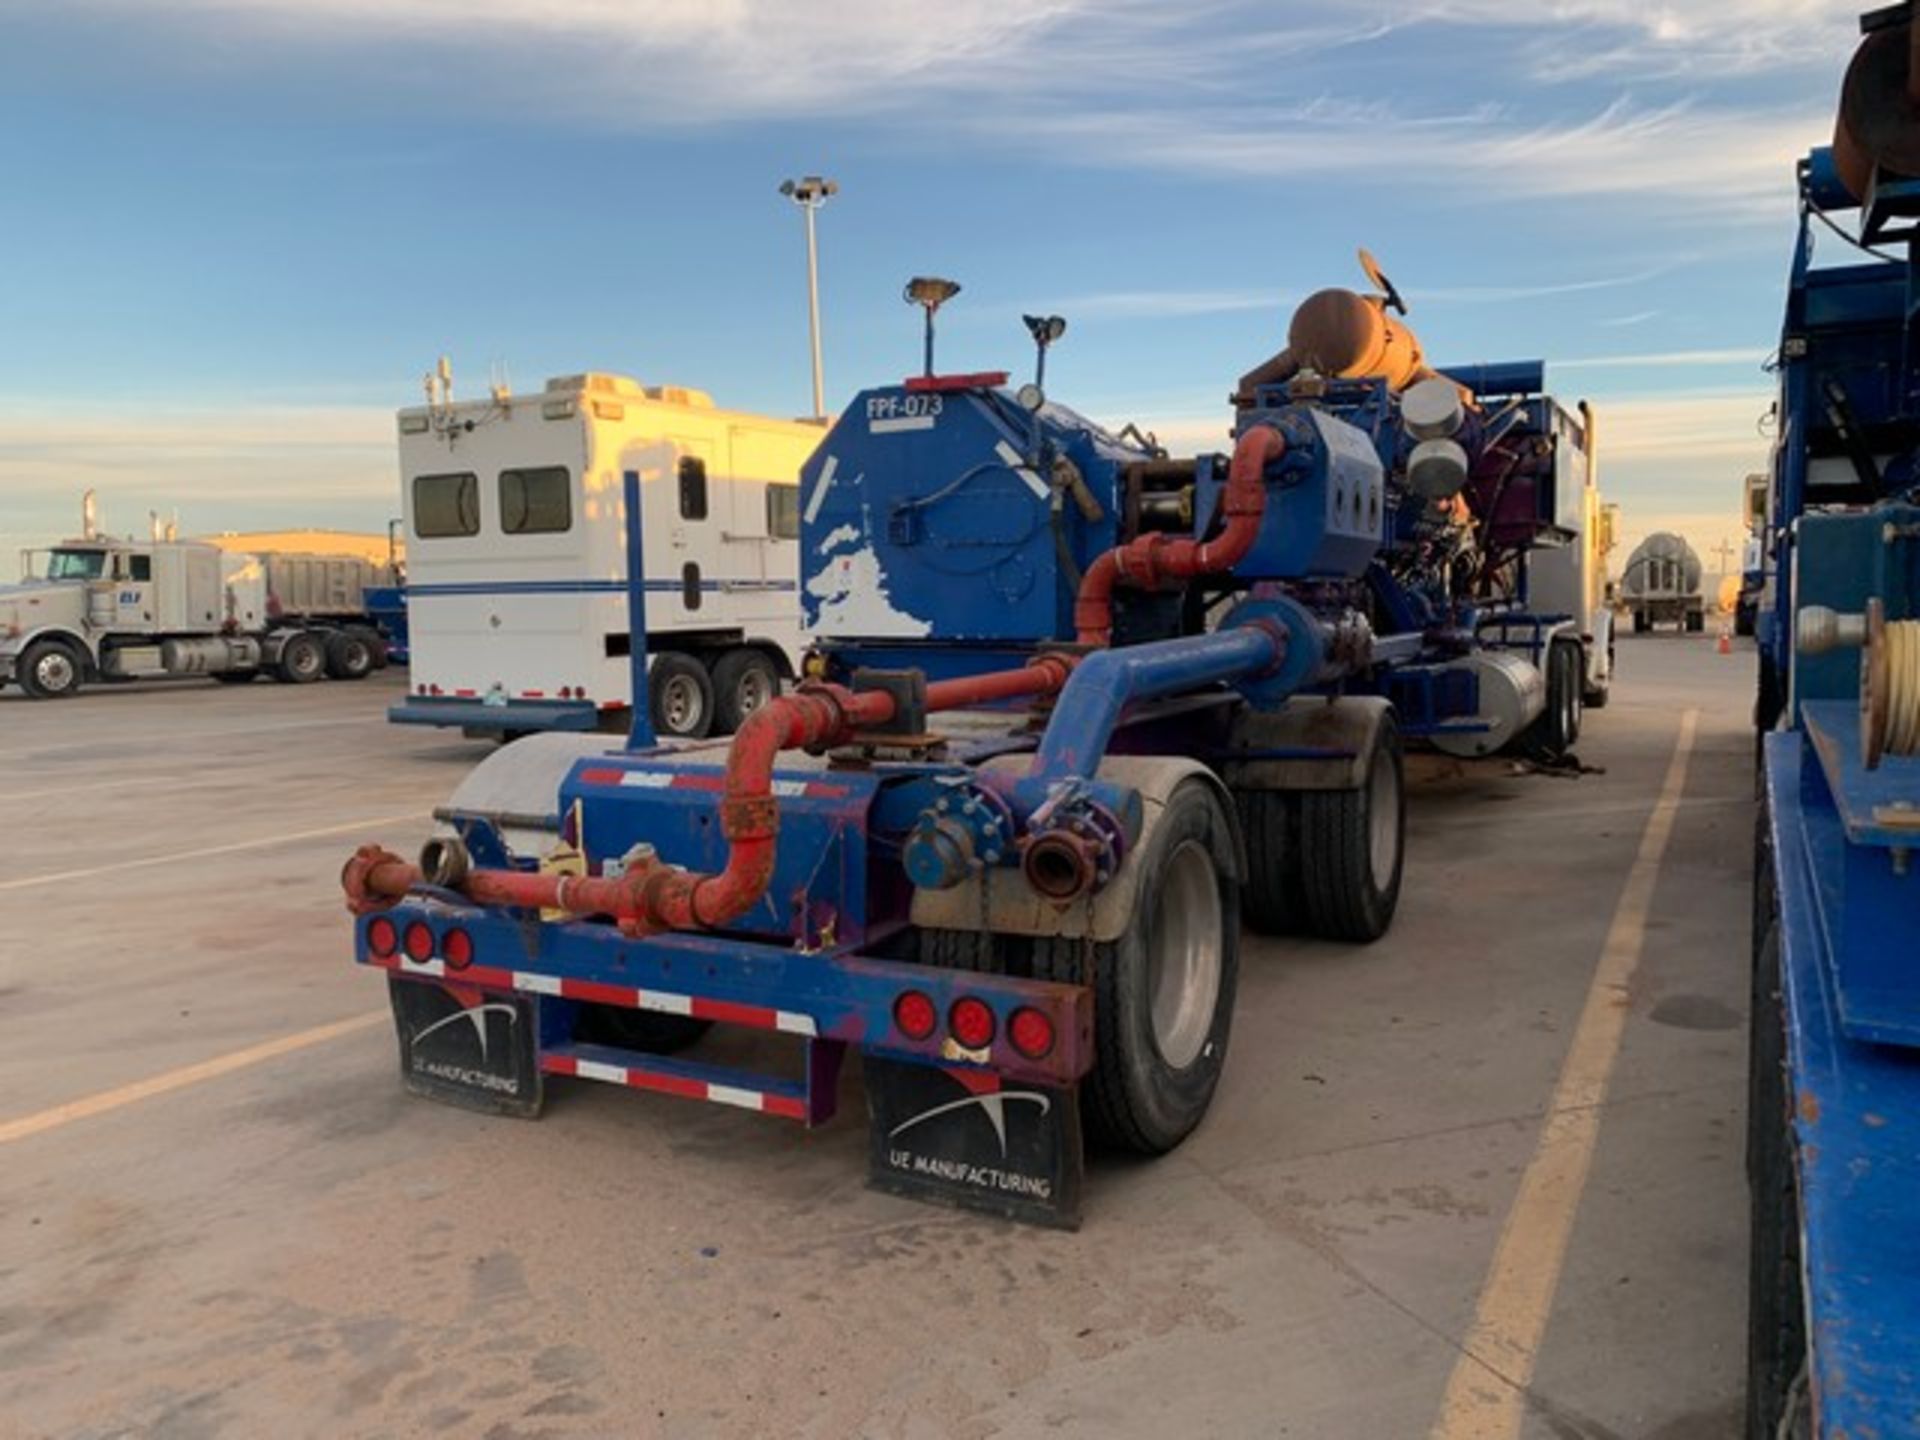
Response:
1021,624,1286,798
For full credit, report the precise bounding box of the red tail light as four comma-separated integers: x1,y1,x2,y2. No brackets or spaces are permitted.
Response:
949,996,996,1050
1008,1006,1055,1060
403,921,435,962
894,990,937,1041
367,917,398,958
441,928,474,969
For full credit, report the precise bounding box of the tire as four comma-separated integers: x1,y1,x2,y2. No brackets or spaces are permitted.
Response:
1030,779,1240,1154
1633,609,1650,635
1235,789,1307,936
1735,602,1757,638
710,648,781,735
920,927,1024,975
1686,609,1706,634
213,670,259,684
1746,917,1810,1440
1522,639,1583,761
324,629,377,681
352,625,391,670
322,629,378,683
16,639,84,699
1298,714,1405,942
575,1003,711,1055
649,651,714,739
274,631,327,684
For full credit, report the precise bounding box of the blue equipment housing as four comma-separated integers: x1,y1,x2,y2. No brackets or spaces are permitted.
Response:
1750,97,1920,1432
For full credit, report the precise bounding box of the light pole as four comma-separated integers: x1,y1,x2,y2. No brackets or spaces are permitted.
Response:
778,175,838,422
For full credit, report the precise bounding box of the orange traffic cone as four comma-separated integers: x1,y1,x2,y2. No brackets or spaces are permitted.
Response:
1717,630,1733,655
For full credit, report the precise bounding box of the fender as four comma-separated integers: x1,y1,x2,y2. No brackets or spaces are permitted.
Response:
909,753,1244,944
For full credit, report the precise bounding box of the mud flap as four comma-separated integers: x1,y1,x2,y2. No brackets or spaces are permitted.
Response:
864,1056,1083,1229
388,975,543,1118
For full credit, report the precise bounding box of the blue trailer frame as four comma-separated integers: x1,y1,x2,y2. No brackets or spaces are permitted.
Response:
1750,89,1920,1435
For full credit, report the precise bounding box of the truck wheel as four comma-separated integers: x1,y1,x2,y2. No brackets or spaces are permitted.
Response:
576,1003,711,1056
1746,920,1810,1440
1299,714,1404,942
1633,610,1650,635
324,629,377,681
649,652,713,739
1235,790,1307,936
1030,779,1239,1154
17,639,84,699
1687,609,1706,634
350,626,391,670
274,631,327,684
1522,639,1583,761
710,648,781,735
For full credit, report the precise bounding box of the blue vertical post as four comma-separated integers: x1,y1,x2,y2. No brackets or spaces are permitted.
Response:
624,470,657,751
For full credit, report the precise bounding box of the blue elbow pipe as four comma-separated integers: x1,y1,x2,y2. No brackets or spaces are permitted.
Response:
1009,622,1288,902
1024,625,1286,791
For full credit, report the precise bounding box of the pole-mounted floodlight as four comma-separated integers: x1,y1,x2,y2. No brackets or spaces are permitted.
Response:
779,175,838,422
903,276,962,378
1021,314,1067,401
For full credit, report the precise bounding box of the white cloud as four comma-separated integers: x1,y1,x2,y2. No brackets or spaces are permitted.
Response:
1554,347,1769,371
0,401,397,554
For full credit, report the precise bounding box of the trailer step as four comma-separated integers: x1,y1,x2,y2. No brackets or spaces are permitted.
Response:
540,1040,837,1124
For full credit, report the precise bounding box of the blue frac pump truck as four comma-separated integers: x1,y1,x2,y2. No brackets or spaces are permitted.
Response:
1750,4,1920,1433
342,257,1604,1226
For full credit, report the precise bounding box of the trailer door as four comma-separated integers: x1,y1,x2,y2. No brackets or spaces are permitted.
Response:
663,437,716,628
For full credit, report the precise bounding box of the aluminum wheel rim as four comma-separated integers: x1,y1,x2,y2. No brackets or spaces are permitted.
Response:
1368,746,1400,890
35,651,74,691
661,674,704,733
1147,839,1223,1070
735,666,773,717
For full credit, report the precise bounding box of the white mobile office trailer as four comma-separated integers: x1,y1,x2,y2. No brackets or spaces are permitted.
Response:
390,372,824,740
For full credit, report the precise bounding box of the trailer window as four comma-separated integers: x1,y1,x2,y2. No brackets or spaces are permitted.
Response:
127,555,151,582
682,562,702,611
413,473,480,538
766,483,800,540
678,456,709,521
499,466,572,535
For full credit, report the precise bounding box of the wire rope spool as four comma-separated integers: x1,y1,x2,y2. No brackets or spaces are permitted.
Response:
1862,598,1920,768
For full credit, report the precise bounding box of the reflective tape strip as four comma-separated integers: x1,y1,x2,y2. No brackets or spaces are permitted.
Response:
636,989,694,1016
514,972,563,996
995,441,1048,499
803,455,839,524
775,1011,818,1037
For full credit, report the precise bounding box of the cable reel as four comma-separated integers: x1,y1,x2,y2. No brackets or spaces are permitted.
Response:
1799,598,1920,768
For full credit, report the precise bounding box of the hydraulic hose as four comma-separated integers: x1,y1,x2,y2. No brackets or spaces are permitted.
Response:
1074,424,1284,646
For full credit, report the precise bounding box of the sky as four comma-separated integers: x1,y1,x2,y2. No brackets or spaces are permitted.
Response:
0,0,1881,580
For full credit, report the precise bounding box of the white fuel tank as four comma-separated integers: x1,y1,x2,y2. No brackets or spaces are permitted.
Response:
1431,651,1546,758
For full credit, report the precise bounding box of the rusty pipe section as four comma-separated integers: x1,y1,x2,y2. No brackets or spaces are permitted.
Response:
343,655,1080,935
1833,12,1920,201
1074,424,1285,646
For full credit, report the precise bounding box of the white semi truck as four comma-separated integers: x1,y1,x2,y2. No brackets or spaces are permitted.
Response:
389,369,823,741
2,497,397,699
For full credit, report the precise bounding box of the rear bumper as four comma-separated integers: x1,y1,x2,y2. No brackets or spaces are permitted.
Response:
387,696,602,732
355,898,1094,1110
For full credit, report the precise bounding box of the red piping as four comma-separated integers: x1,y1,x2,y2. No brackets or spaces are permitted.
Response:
342,654,1078,935
1074,424,1285,646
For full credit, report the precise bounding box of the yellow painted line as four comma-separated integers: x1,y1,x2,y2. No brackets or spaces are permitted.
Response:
0,814,424,892
1428,709,1699,1440
0,1011,386,1145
